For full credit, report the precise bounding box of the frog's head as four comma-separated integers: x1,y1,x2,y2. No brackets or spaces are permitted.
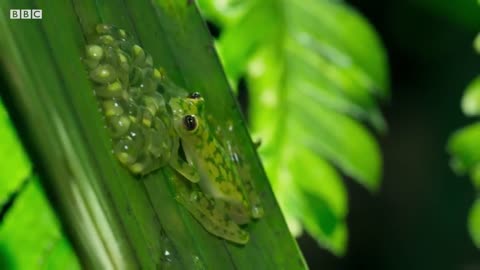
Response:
185,92,205,114
169,92,206,138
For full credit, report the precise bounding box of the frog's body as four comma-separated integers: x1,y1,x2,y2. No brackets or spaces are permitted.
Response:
168,94,264,243
85,24,262,244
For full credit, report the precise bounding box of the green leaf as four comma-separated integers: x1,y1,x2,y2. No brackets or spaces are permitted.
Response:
447,123,480,177
280,183,348,256
0,99,31,209
289,99,382,190
0,177,80,270
469,199,480,249
0,100,79,268
474,34,480,54
462,76,480,117
199,0,388,255
302,215,347,257
0,0,306,268
276,147,348,255
447,31,480,249
293,148,348,218
471,164,480,192
196,0,250,25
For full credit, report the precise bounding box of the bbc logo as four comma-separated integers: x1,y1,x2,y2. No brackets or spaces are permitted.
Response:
10,9,42,19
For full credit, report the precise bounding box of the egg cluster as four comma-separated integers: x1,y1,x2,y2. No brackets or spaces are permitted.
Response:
84,24,175,175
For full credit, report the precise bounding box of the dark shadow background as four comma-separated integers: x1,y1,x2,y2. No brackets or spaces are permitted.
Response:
298,1,480,269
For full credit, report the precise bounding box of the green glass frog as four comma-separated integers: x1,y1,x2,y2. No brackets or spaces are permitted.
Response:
168,93,263,244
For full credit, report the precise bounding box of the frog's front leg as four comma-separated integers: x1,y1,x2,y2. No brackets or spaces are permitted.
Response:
174,187,249,244
168,139,200,183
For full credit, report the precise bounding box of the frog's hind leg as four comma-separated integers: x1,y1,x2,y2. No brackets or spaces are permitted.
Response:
168,138,200,183
175,189,249,244
225,201,252,225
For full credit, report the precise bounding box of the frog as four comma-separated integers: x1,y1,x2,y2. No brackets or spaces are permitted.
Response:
168,92,264,244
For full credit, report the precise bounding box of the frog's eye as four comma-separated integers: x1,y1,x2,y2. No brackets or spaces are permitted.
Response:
188,92,201,99
183,115,198,131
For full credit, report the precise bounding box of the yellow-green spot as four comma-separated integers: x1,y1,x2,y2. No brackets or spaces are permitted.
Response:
117,52,130,72
96,24,111,35
117,152,133,165
90,64,117,84
118,29,127,38
141,108,153,127
132,45,146,65
102,100,124,116
86,44,104,62
108,115,131,137
98,35,115,45
107,81,123,93
129,163,145,174
153,68,162,81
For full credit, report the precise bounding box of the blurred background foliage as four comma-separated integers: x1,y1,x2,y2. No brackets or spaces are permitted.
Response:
0,99,80,269
448,30,480,250
198,0,480,268
328,0,480,269
196,0,389,255
1,0,480,269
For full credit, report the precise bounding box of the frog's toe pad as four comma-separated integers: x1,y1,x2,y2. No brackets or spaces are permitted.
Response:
175,191,250,244
251,204,264,219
